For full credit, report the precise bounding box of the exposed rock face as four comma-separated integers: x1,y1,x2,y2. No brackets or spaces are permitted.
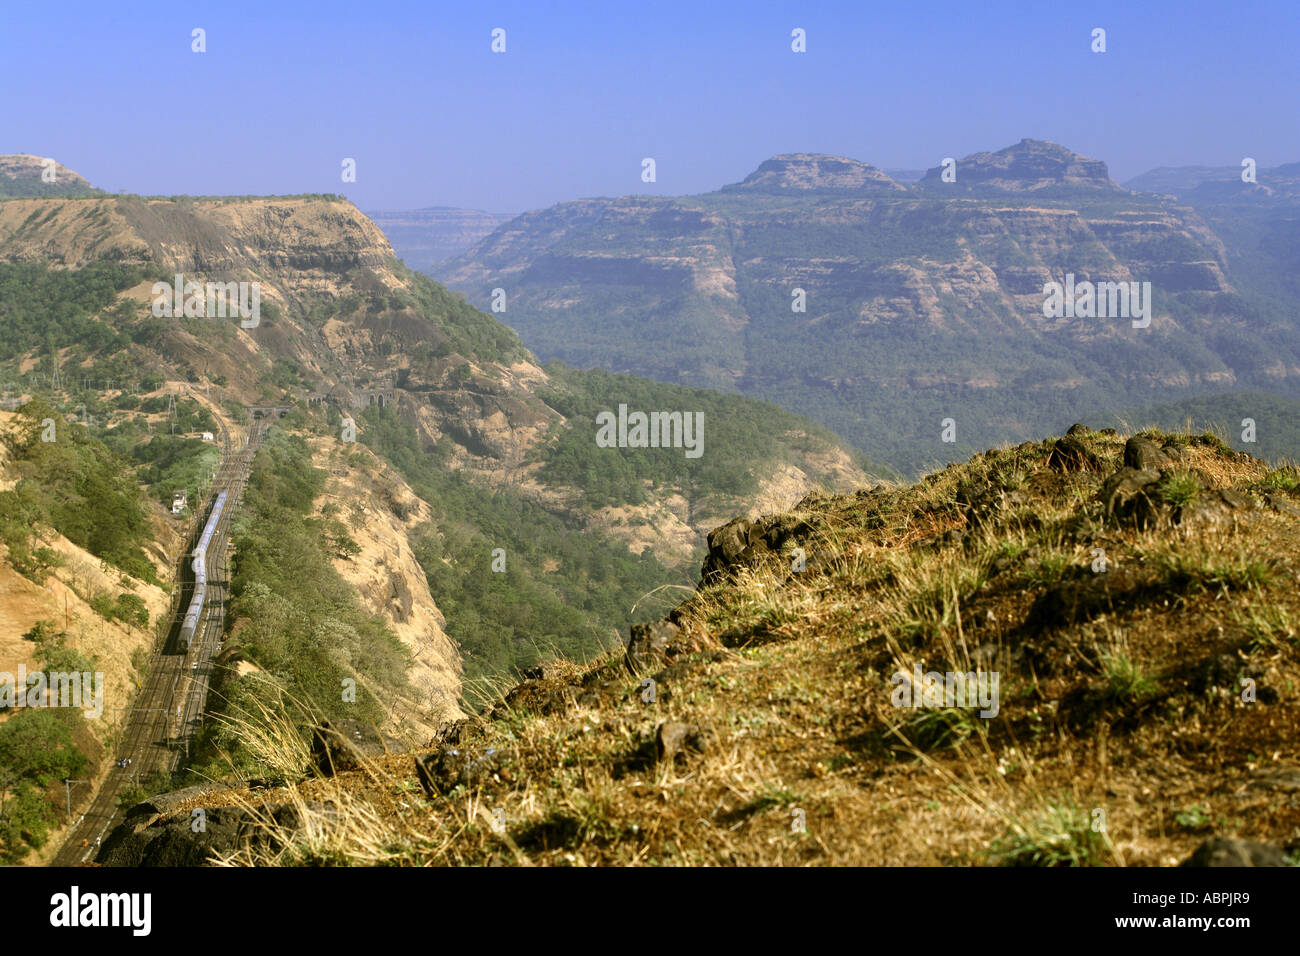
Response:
312,719,404,775
98,792,306,866
415,744,510,797
307,437,463,727
1047,434,1102,473
700,513,814,583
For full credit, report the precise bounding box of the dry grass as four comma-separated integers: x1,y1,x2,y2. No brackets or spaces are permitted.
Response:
180,426,1300,866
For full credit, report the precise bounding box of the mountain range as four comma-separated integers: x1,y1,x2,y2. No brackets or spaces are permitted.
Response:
429,139,1300,474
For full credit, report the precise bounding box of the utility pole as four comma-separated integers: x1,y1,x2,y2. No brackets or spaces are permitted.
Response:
63,779,88,824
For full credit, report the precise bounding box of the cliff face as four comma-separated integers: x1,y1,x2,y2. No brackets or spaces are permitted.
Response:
305,436,463,728
437,140,1300,474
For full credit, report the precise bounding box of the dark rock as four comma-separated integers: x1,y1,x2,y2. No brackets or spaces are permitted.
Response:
701,517,762,582
495,672,573,718
1047,436,1102,473
427,717,486,750
415,745,508,798
956,481,1029,529
99,803,303,867
1265,494,1300,518
1176,488,1251,527
1124,436,1174,472
1065,423,1091,437
311,719,401,776
1182,836,1287,867
521,660,566,681
700,513,814,583
1098,467,1162,527
625,618,681,673
655,721,706,764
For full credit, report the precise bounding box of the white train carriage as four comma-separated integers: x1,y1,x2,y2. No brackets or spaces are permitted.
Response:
178,491,227,651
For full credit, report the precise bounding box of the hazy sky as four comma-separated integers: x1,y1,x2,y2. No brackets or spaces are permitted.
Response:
5,0,1298,213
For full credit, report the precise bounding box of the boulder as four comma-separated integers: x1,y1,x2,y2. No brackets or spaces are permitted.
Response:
1098,467,1162,527
1047,436,1102,473
1181,836,1287,867
625,618,681,673
1123,436,1177,471
99,803,305,867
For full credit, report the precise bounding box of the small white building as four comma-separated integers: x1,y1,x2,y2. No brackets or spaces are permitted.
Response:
171,490,188,515
201,431,215,442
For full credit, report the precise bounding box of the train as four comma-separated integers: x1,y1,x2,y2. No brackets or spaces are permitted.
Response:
178,490,227,651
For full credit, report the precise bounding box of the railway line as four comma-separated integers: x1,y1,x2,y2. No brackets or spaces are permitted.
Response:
51,417,267,866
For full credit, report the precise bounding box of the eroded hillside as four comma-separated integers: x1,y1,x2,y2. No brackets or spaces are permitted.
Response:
1,186,871,722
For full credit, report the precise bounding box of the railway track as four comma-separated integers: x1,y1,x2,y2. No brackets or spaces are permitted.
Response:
50,419,266,865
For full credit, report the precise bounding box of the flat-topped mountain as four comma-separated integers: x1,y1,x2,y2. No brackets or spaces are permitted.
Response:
722,153,907,195
916,139,1122,196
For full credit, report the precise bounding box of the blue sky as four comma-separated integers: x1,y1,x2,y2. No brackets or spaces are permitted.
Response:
4,0,1298,212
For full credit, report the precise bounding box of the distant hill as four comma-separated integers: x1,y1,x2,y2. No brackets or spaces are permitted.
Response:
367,206,514,271
914,138,1124,197
438,139,1300,475
0,153,99,198
1126,161,1300,203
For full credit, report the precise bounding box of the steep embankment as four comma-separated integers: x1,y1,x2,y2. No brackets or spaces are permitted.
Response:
304,435,462,727
99,423,1300,866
